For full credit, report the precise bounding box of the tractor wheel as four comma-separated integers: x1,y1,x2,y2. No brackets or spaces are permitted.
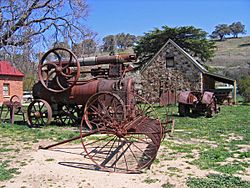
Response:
178,103,189,116
80,92,163,173
27,99,52,128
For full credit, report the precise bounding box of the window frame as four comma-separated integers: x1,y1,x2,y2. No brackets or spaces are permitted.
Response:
166,56,175,68
3,83,10,96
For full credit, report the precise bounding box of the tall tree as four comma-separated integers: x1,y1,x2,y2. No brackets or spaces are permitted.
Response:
9,42,38,90
116,33,137,50
0,0,92,56
102,33,138,53
0,0,92,90
102,35,116,53
211,24,231,41
134,26,215,64
72,38,97,57
229,22,246,38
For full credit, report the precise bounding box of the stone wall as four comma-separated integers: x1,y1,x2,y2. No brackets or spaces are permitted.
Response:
0,75,23,104
140,42,202,103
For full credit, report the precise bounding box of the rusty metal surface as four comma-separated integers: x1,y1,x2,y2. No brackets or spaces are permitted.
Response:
160,90,176,105
178,91,219,118
0,95,25,124
201,91,215,104
38,48,81,93
79,54,136,66
27,99,52,128
80,92,164,173
30,47,173,173
177,91,198,104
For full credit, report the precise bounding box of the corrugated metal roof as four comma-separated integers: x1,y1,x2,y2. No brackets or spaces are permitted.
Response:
204,72,235,85
0,61,24,77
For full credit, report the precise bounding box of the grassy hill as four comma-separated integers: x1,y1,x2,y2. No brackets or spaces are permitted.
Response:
207,36,250,79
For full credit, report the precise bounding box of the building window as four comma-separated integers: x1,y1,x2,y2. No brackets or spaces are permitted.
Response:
3,83,10,96
166,56,175,68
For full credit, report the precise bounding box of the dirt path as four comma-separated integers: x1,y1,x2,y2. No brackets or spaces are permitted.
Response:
0,140,219,188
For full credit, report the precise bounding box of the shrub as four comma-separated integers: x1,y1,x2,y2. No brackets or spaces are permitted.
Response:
238,76,250,102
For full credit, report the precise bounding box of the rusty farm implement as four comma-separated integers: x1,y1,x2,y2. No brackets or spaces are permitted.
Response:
26,47,174,173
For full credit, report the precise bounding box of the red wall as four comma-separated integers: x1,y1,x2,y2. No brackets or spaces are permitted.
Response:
0,75,23,104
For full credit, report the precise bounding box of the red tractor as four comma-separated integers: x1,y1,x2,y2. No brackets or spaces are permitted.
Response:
178,91,220,118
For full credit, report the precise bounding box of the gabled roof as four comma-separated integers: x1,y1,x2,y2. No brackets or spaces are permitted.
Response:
139,39,235,85
140,39,208,73
0,61,24,77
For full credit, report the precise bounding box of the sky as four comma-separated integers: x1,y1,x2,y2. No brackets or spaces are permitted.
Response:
85,0,250,42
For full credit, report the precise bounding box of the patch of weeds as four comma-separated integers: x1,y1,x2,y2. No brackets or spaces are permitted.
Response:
168,152,178,155
153,158,160,164
0,124,79,144
161,182,175,188
167,167,181,173
23,146,32,150
186,173,250,188
28,158,34,162
225,143,240,151
19,162,27,167
170,144,194,153
0,148,14,152
162,141,198,153
213,163,245,174
183,154,194,159
14,148,20,153
143,177,160,184
238,151,250,159
230,139,248,145
191,147,231,170
159,154,176,161
1,143,10,147
45,158,55,162
0,161,20,181
165,172,176,177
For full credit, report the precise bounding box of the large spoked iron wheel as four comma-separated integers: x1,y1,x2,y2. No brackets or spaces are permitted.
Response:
80,92,163,173
27,99,52,128
55,104,81,126
84,91,126,130
38,47,80,93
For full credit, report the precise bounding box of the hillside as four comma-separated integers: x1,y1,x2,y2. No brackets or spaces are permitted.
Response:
207,36,250,79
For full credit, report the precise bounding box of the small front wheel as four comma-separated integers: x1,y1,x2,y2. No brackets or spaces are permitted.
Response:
27,99,52,128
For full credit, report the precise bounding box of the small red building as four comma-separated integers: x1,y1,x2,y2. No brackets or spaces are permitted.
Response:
0,61,24,104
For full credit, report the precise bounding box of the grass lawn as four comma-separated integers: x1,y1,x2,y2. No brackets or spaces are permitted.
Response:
158,103,250,187
0,103,250,187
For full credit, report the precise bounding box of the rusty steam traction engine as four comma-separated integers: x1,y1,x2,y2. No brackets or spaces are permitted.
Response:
27,48,174,173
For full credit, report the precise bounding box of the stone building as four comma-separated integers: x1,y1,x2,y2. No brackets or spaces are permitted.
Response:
139,39,236,104
0,61,24,104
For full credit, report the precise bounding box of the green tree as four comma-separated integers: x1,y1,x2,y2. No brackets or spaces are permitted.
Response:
102,33,138,53
211,24,231,41
229,22,246,38
0,0,90,50
239,76,250,102
116,33,137,50
72,39,97,57
102,35,116,52
134,26,215,64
